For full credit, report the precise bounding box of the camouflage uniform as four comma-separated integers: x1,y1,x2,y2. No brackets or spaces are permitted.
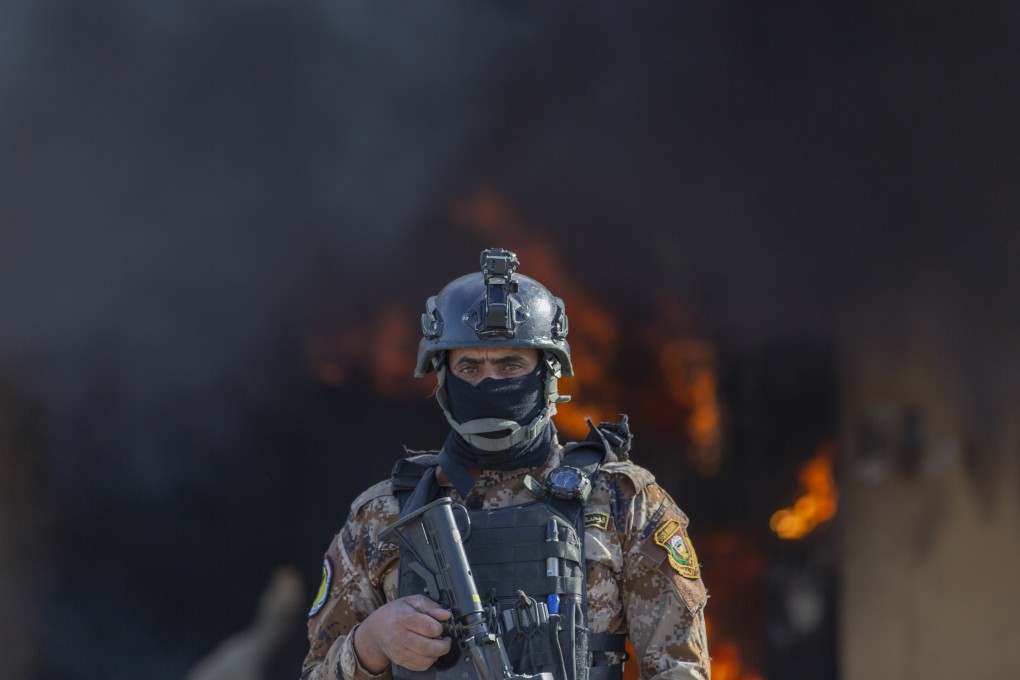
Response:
302,443,710,680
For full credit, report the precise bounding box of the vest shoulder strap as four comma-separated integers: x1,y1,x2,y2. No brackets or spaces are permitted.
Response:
558,414,635,481
392,451,439,491
559,440,607,479
391,451,441,514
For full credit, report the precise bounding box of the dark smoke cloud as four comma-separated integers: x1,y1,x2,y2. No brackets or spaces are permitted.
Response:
0,0,552,489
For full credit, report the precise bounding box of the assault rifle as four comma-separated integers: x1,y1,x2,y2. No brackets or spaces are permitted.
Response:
379,498,554,680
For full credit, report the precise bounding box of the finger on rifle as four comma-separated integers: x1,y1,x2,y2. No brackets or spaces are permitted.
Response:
406,594,452,621
401,605,446,639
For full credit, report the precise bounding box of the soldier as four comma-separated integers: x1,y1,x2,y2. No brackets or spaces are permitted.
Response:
301,248,710,680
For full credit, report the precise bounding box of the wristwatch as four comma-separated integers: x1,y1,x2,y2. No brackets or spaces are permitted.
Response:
546,466,592,504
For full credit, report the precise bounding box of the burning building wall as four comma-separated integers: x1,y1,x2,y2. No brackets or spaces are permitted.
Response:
839,279,1020,679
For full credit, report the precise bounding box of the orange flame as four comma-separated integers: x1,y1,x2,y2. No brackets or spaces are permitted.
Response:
370,307,429,398
305,303,434,398
770,443,838,540
709,639,762,680
658,338,723,477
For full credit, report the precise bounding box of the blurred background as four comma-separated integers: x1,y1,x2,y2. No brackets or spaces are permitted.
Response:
1,1,1017,679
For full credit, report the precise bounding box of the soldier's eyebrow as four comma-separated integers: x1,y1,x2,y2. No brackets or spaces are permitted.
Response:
453,353,530,367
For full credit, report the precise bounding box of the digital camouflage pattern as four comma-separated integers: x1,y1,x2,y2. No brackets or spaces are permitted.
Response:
301,444,710,680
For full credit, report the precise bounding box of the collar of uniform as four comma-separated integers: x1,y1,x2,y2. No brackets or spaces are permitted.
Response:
436,440,563,491
475,442,563,488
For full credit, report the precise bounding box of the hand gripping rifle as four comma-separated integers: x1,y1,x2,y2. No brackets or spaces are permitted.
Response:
380,498,554,680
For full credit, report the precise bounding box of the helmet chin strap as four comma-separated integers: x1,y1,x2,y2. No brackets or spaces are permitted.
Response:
433,352,571,452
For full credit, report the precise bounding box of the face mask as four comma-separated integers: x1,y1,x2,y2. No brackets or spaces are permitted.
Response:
444,365,545,433
439,362,553,474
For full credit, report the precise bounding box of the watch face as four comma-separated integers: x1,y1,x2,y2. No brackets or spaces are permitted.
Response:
552,468,581,490
547,466,592,503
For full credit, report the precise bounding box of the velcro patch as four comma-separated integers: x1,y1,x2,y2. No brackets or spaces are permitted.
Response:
585,511,611,531
653,518,701,580
308,557,333,617
638,510,707,614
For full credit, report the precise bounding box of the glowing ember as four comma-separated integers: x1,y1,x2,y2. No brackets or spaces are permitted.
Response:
770,443,838,540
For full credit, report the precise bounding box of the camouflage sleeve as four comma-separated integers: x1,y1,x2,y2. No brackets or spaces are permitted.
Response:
301,482,399,680
621,483,711,680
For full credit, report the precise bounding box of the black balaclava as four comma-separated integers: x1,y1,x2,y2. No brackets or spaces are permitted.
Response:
438,362,554,495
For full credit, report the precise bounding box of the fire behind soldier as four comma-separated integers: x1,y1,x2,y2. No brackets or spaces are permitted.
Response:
301,248,711,680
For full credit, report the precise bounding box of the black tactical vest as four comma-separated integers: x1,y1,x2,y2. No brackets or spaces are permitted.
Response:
390,422,633,680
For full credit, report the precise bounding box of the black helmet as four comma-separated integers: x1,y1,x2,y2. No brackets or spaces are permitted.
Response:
415,247,572,377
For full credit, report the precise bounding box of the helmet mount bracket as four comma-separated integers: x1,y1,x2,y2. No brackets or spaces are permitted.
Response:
468,247,527,339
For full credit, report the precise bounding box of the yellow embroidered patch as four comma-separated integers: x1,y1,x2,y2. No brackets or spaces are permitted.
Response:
584,511,610,531
653,518,701,579
308,557,333,617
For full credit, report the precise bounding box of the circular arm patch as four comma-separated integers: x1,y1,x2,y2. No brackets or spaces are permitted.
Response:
308,557,333,617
